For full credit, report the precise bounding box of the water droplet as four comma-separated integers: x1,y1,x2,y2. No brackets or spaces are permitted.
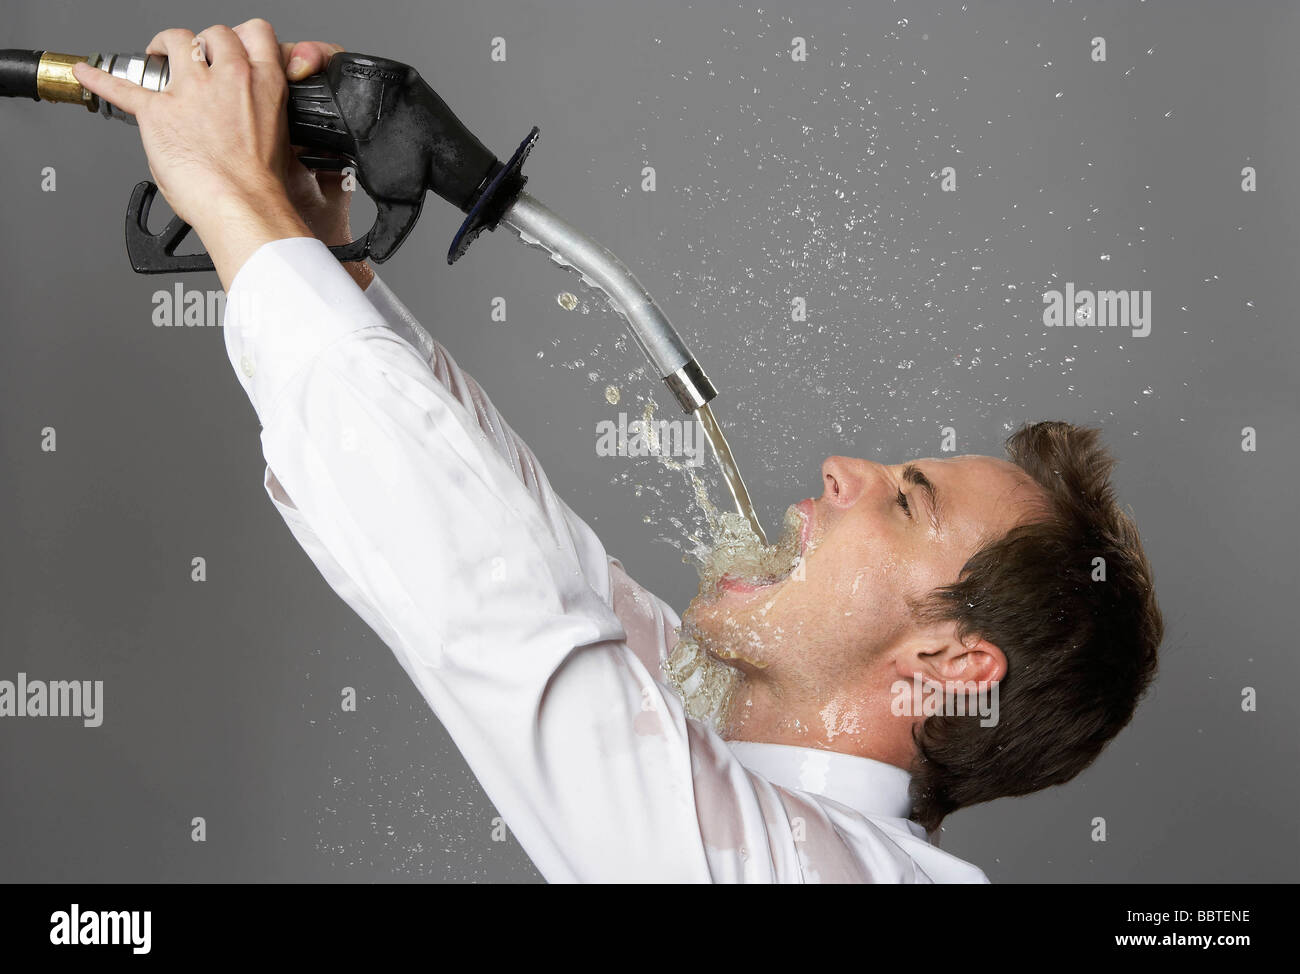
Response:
557,291,578,311
605,384,621,405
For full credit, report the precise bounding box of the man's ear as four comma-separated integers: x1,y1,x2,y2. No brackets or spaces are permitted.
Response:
893,624,1007,688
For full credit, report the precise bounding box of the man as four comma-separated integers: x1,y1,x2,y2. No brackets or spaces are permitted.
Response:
74,20,1162,883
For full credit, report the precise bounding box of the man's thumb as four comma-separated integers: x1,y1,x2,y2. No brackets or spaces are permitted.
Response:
285,42,343,81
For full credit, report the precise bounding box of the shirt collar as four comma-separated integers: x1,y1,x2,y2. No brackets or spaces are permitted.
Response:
725,740,914,820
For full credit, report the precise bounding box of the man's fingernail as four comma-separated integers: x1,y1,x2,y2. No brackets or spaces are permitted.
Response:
287,56,308,78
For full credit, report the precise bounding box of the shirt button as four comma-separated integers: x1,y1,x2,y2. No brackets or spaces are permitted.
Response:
240,354,256,378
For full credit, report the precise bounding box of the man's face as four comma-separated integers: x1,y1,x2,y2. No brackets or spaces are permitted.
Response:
683,454,1048,693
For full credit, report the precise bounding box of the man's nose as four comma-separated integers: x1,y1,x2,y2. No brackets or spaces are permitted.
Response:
820,456,879,508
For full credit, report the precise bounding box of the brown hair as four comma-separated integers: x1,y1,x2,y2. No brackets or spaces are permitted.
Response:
907,421,1163,832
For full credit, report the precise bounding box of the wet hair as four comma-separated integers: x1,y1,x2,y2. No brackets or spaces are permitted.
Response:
906,421,1163,833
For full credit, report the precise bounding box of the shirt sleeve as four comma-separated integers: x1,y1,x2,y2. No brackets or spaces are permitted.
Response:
220,237,924,882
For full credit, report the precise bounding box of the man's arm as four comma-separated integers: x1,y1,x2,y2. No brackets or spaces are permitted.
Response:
357,272,616,595
260,265,618,612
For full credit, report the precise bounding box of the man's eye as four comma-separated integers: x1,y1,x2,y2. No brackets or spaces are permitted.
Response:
895,489,912,518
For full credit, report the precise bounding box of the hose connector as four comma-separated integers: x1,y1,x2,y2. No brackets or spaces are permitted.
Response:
36,52,98,109
0,50,170,122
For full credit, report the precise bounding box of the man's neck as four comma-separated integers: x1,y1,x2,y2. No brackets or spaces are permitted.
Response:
719,670,918,770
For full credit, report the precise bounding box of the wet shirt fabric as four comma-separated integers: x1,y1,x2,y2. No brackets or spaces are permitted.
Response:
222,236,990,884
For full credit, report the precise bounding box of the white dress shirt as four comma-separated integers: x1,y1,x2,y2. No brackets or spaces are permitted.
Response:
222,236,990,884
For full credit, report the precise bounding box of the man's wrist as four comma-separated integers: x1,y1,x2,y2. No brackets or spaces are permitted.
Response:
196,187,313,289
345,259,375,291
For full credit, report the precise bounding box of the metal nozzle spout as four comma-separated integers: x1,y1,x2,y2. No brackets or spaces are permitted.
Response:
499,191,717,414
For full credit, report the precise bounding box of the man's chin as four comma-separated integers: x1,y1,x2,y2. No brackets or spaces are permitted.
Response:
681,576,791,673
691,626,769,671
703,644,768,672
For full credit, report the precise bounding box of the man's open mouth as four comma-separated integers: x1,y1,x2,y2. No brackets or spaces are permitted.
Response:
714,501,811,595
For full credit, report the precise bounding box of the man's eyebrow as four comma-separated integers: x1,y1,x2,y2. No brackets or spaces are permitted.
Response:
902,463,942,532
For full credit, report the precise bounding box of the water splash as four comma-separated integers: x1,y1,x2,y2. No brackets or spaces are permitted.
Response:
663,505,804,728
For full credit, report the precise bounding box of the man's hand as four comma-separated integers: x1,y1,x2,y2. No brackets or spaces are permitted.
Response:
277,39,374,291
73,19,312,288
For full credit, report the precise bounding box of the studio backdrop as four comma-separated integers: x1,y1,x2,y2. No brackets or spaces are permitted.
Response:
1,0,1295,882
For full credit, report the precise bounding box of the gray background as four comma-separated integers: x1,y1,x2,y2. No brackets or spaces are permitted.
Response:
1,0,1296,882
